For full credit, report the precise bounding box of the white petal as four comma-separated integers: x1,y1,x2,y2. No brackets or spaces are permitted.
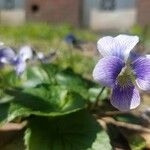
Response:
37,52,44,59
18,46,33,61
115,34,139,60
97,36,122,58
146,55,150,59
0,42,4,46
97,34,139,61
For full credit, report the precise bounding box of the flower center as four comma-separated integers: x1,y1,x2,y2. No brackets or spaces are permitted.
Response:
117,65,135,87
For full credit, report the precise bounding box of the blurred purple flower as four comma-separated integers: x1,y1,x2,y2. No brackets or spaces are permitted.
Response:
12,46,33,75
0,45,33,75
0,47,16,67
93,34,150,111
65,33,77,44
65,33,85,49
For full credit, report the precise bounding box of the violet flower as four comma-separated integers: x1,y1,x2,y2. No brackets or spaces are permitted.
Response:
0,45,33,75
13,46,33,75
0,47,16,67
93,34,150,111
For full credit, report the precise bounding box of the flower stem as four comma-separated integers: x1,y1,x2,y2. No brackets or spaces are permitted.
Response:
94,87,105,107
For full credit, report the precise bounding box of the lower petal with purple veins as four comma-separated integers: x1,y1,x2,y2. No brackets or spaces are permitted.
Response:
93,56,124,87
131,57,150,91
111,84,140,111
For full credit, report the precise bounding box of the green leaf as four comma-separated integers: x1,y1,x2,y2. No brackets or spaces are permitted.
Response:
55,68,99,100
114,114,142,125
41,63,60,78
1,64,105,103
0,85,86,124
0,103,10,125
107,123,146,150
0,66,49,88
0,70,21,88
19,66,49,88
0,89,13,104
88,87,108,103
107,124,131,150
24,110,112,150
127,135,146,150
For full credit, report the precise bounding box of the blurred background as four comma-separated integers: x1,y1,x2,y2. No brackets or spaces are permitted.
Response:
0,0,150,46
0,0,149,78
0,0,149,30
0,0,150,149
0,0,149,29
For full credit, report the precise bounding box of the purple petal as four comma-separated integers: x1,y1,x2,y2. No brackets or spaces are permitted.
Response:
111,84,140,111
128,51,142,62
15,60,26,75
13,56,27,75
0,47,16,64
18,46,33,61
93,56,124,87
97,34,139,60
131,57,150,91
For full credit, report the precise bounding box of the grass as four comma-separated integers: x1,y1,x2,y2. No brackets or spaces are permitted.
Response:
0,23,97,47
0,23,98,78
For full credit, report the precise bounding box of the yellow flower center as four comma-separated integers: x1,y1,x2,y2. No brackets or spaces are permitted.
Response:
117,65,136,87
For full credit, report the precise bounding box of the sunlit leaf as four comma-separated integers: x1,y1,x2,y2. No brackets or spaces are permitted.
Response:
55,68,103,101
0,85,86,125
88,87,108,103
0,66,49,88
127,135,146,150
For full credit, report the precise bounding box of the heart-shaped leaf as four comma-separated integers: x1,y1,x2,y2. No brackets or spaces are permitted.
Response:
24,110,112,150
0,85,86,125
